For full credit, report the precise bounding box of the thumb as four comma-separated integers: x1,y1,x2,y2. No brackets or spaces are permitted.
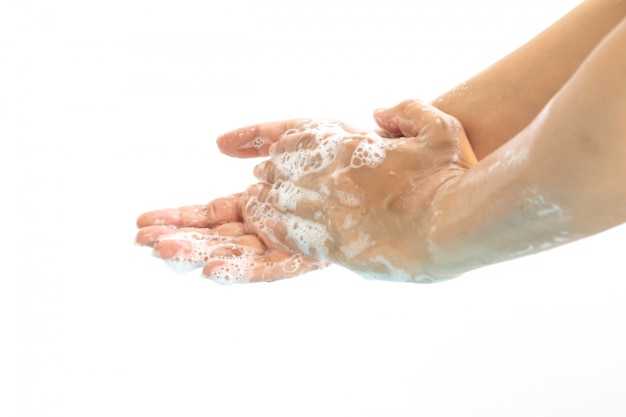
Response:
373,99,437,138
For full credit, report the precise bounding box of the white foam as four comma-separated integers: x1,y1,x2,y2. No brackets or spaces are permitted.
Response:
162,259,204,274
248,120,396,270
335,190,360,207
269,181,322,212
205,252,327,284
240,135,271,150
244,197,332,258
537,204,562,217
339,231,374,259
154,230,268,282
349,134,389,169
524,189,564,219
357,255,448,283
273,138,342,182
510,244,536,257
342,213,358,230
285,216,330,257
204,249,258,284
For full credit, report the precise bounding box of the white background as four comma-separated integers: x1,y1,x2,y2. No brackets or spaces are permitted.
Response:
2,0,626,416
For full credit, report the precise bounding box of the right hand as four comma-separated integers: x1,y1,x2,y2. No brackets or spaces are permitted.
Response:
220,100,477,282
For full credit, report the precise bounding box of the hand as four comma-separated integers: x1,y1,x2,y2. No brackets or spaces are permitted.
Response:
135,194,329,283
219,100,477,282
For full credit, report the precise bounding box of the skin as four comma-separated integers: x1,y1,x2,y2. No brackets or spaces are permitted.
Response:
429,16,626,276
432,0,626,160
136,4,626,283
241,107,476,281
136,196,327,282
136,105,477,282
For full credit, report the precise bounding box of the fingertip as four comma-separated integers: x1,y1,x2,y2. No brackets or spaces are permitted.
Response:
216,138,258,158
135,229,152,246
134,232,148,247
374,99,434,138
216,125,265,158
373,107,401,136
372,107,387,123
201,260,221,278
268,142,277,156
153,238,191,260
136,213,150,228
135,225,175,246
137,209,178,229
215,134,232,156
253,160,278,183
137,213,159,228
202,260,249,285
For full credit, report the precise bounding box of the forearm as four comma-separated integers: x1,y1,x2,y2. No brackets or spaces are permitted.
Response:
426,17,626,277
431,0,626,160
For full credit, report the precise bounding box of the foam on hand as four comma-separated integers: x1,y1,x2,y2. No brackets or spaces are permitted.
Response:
154,229,324,284
205,251,310,284
243,118,423,282
161,118,426,283
349,134,389,169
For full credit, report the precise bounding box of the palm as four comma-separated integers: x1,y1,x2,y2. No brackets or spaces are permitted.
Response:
135,194,328,283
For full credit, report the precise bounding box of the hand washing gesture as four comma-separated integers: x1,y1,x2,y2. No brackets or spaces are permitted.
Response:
137,12,626,285
136,100,477,283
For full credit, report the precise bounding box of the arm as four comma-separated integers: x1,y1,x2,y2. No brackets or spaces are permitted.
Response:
137,10,626,284
431,0,626,160
426,17,626,277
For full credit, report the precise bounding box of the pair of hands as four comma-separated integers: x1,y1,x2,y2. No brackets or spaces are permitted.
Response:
135,100,477,284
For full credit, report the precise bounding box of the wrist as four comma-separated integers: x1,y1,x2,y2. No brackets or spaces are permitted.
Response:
422,174,470,280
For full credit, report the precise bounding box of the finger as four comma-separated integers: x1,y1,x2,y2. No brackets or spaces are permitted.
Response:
373,99,447,138
136,225,185,247
202,251,328,284
242,183,328,260
268,118,355,157
136,195,242,228
374,128,402,139
253,160,279,183
215,222,247,236
216,119,311,158
241,183,284,247
135,222,246,246
152,233,266,263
